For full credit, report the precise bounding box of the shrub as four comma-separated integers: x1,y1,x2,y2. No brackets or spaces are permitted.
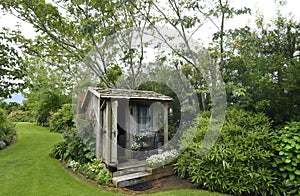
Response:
7,110,31,122
272,122,300,195
0,109,16,149
67,158,111,185
174,107,283,196
50,103,75,133
50,129,95,164
80,159,112,185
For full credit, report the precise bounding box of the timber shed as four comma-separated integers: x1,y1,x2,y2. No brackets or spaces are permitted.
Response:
79,88,173,187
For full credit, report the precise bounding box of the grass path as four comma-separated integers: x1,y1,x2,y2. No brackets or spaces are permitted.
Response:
0,123,224,196
0,123,118,196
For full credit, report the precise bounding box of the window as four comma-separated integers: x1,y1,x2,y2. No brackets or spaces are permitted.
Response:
138,105,151,131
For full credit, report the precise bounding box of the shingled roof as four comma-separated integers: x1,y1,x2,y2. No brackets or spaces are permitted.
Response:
95,88,172,101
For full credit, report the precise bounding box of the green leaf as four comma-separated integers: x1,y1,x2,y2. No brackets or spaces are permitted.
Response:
286,166,295,171
282,172,288,178
295,170,300,175
284,159,291,163
289,173,295,181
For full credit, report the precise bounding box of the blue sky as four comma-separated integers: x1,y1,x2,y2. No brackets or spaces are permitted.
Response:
3,93,25,104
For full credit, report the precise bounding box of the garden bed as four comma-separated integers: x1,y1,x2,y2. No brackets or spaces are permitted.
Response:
0,135,17,151
64,162,196,195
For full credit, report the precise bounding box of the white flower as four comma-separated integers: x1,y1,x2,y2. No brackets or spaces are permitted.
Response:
146,150,179,168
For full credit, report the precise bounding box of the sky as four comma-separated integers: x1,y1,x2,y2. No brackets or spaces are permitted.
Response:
3,93,25,104
1,0,300,103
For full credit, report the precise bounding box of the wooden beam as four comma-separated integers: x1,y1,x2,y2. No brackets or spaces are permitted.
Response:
105,100,112,163
96,99,102,158
163,102,169,145
125,101,131,158
152,103,159,131
111,99,118,163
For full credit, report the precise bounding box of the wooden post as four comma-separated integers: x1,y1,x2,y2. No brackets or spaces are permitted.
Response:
111,99,118,163
163,102,169,145
152,102,159,131
125,101,131,158
105,100,112,163
96,99,102,158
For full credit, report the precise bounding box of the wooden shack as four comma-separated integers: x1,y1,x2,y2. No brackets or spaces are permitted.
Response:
79,88,173,187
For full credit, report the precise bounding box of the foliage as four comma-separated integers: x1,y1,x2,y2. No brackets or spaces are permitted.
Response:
0,109,16,149
0,101,22,115
146,149,178,168
67,159,111,185
134,131,156,141
130,141,142,151
0,0,139,88
223,16,300,125
50,103,75,133
0,101,30,122
0,33,26,98
50,114,96,164
81,159,111,185
76,117,96,152
272,122,300,195
24,89,71,126
175,107,283,196
21,60,72,127
50,129,95,165
7,110,31,122
0,123,227,196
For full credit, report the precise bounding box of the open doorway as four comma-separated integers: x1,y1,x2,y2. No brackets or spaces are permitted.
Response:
117,99,129,162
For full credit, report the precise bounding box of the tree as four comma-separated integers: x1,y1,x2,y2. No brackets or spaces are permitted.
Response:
0,0,147,88
223,15,300,125
0,32,26,98
23,61,71,126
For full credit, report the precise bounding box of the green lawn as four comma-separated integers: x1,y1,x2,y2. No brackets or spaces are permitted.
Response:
0,123,225,196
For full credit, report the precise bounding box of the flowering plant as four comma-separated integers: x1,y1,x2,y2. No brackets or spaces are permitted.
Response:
67,159,111,185
134,131,155,141
146,149,178,168
81,158,112,185
67,160,81,171
131,141,142,151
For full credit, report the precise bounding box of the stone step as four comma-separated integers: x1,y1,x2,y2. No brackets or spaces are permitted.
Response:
112,171,151,188
113,160,146,177
117,160,146,170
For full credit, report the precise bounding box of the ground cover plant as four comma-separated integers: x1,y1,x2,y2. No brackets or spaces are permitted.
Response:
272,121,300,195
67,158,112,185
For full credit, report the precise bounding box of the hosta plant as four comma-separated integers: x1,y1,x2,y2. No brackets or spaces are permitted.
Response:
273,121,300,195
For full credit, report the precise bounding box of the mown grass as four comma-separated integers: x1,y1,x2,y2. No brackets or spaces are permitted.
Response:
0,123,225,196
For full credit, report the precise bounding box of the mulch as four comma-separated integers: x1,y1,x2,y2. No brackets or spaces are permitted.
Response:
65,164,197,195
